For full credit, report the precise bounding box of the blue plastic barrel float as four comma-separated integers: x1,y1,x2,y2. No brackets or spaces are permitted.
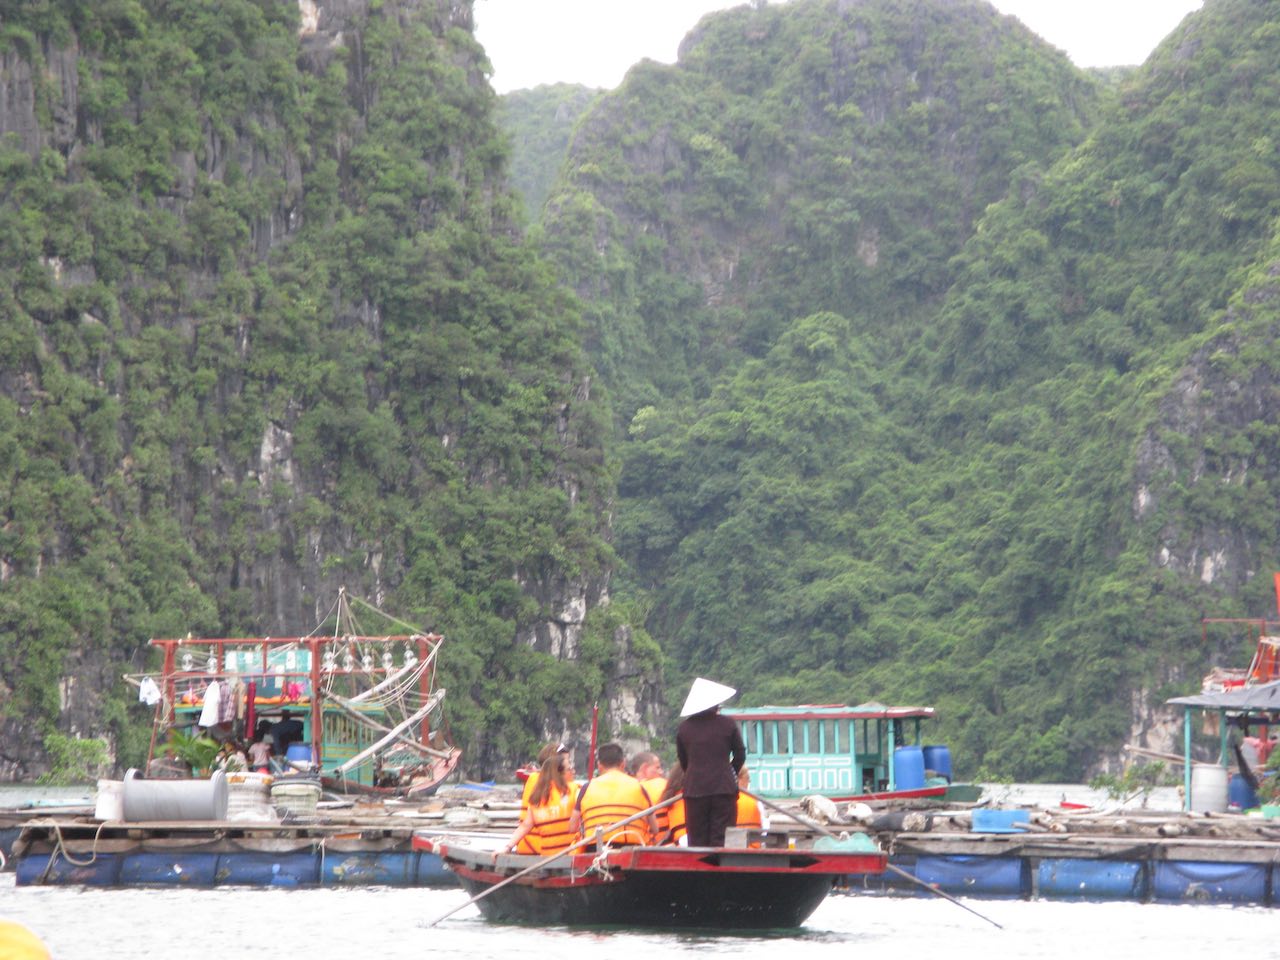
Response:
321,851,416,886
15,852,123,886
415,851,454,886
1151,860,1268,904
1037,858,1145,900
911,855,1026,897
216,852,320,887
119,852,220,885
922,745,952,782
892,746,926,790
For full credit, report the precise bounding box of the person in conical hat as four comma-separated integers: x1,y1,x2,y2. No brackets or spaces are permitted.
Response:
675,677,746,847
679,677,737,717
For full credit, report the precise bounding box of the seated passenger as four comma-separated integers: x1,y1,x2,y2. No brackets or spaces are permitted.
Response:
655,763,687,845
516,743,575,854
503,752,579,856
576,742,656,847
628,750,666,805
520,742,568,807
735,766,762,830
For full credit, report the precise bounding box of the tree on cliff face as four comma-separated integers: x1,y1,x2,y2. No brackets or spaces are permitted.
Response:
0,0,650,780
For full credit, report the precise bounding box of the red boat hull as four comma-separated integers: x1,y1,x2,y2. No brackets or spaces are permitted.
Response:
434,842,887,929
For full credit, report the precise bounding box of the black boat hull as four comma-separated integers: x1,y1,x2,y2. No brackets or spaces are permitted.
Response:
457,868,835,928
437,842,886,929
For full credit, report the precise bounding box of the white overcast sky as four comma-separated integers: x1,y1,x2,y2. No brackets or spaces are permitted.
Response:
474,1,1204,94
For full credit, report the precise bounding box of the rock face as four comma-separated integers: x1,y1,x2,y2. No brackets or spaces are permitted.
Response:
1136,319,1280,595
0,1,658,782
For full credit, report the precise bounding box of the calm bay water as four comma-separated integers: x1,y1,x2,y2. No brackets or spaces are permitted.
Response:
3,873,1277,960
2,781,1264,957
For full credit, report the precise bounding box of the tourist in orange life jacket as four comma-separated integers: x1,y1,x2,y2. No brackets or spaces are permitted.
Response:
576,741,656,847
514,742,576,855
502,752,579,856
735,766,762,828
655,762,687,844
735,766,762,846
628,750,666,808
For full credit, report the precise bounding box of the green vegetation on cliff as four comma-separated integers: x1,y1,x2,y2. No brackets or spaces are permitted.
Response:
8,0,1280,783
517,0,1280,778
0,0,621,777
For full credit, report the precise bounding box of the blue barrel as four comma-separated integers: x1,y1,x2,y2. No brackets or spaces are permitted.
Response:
119,852,219,885
913,855,1025,897
1152,860,1267,904
321,852,415,886
16,852,123,886
285,742,314,765
1038,858,1145,900
893,746,926,790
1229,773,1258,810
216,852,320,886
415,851,453,886
922,744,953,782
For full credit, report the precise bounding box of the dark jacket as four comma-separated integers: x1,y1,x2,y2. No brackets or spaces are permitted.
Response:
676,710,746,798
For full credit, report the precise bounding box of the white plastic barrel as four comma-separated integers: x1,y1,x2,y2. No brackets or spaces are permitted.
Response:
94,779,124,821
122,768,228,821
1190,764,1229,813
225,772,274,821
271,781,321,817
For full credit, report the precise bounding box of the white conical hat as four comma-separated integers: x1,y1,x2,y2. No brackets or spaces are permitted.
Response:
679,677,737,717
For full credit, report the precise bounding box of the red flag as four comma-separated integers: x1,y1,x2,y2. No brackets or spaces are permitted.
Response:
1274,572,1280,618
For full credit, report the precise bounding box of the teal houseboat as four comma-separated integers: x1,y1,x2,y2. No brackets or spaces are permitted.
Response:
722,704,954,802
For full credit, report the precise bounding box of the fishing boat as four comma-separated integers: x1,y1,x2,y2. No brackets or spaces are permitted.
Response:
422,834,887,928
722,703,977,803
131,592,461,796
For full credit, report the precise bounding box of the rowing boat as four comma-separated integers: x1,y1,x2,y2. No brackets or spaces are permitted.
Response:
420,834,886,928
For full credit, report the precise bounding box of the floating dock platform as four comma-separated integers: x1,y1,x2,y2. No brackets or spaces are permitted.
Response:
7,816,479,887
9,801,1280,907
845,805,1280,906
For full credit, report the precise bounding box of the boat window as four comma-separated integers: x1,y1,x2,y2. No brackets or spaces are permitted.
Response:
777,722,791,755
824,720,838,753
805,720,821,754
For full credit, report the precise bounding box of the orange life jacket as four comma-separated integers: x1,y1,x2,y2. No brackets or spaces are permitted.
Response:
578,769,651,846
516,778,577,854
736,792,762,829
645,777,669,834
523,783,579,855
664,797,687,845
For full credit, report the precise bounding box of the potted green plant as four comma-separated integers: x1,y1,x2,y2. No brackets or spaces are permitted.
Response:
157,729,221,777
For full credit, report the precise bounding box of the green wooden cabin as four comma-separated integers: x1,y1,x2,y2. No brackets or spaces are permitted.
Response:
722,704,944,800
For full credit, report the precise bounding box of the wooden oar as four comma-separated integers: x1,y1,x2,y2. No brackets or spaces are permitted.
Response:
745,789,1003,930
426,793,681,927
